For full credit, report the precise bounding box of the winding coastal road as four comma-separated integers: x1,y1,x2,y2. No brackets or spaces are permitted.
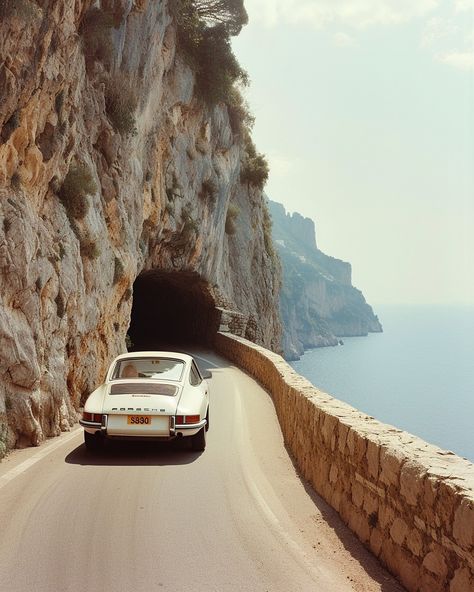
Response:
0,350,405,592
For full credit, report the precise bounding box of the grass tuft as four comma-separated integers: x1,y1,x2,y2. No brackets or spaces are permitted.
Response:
105,75,138,136
225,203,240,235
59,163,96,221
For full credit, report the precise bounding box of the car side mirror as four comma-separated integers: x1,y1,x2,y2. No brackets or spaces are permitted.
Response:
202,370,212,380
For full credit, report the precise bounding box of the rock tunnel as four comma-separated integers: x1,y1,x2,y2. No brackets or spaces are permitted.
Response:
127,270,221,351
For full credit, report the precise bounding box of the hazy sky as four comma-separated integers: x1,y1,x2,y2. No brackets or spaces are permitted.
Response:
233,0,474,306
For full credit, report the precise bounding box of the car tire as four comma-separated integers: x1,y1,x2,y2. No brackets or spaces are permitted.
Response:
191,427,206,451
84,431,104,452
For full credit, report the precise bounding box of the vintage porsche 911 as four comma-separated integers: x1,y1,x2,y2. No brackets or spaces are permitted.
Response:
80,351,210,452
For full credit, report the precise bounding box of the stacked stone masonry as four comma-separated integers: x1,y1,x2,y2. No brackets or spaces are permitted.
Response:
215,332,474,592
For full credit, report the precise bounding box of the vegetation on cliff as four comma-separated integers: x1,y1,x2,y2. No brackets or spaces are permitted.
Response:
171,0,269,191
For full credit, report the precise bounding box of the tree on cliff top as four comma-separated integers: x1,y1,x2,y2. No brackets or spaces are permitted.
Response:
174,0,248,36
193,0,248,35
172,1,249,106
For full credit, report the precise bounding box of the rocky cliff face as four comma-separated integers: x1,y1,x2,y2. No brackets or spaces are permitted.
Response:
269,201,382,360
0,0,281,455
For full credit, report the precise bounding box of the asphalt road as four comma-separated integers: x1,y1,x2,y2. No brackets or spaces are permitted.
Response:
0,350,405,592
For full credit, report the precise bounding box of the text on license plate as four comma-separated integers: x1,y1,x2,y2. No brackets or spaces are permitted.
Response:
127,415,152,425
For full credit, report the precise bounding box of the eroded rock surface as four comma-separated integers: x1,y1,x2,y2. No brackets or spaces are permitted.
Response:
0,0,281,454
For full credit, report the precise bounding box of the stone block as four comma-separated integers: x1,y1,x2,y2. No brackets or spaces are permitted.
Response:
337,422,350,455
331,489,342,512
450,567,474,592
351,480,364,509
320,413,337,446
370,528,383,556
400,460,425,506
406,527,425,557
379,446,404,487
379,504,396,530
329,462,339,484
423,475,439,508
422,549,448,579
366,440,380,480
398,552,422,592
348,508,370,544
420,568,446,592
363,491,379,516
453,498,474,551
390,517,409,546
434,480,457,534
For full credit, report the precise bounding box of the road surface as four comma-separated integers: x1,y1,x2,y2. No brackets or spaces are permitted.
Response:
0,350,405,591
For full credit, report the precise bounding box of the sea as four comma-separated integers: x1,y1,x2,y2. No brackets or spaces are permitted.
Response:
290,305,474,463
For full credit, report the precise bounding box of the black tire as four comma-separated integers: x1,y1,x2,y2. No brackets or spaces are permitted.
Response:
84,431,104,452
191,427,206,451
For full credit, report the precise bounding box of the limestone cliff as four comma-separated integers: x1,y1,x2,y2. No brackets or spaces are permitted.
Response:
0,0,281,455
269,201,382,360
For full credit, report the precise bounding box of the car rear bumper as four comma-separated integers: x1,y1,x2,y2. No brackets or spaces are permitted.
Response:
80,416,207,438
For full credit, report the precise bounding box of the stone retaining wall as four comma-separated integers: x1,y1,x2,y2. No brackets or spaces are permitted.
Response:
215,332,474,592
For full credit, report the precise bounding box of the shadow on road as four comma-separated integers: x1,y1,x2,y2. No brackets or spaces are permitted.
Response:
65,438,202,467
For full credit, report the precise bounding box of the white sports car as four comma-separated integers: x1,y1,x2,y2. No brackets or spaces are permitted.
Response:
80,351,210,452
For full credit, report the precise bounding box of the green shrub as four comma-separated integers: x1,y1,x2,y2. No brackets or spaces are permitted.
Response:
55,292,65,318
199,178,217,201
113,256,125,285
240,154,269,190
105,74,138,136
262,203,275,258
171,2,248,106
194,24,248,105
59,163,96,220
55,90,65,118
225,202,239,234
79,236,100,260
11,172,21,190
240,135,269,190
226,87,254,136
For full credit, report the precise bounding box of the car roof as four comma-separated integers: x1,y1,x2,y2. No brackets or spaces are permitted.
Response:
112,351,194,364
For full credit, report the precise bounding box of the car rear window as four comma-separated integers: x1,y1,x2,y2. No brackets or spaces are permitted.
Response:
111,358,185,382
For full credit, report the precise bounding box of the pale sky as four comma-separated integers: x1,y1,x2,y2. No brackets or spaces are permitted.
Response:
233,0,474,305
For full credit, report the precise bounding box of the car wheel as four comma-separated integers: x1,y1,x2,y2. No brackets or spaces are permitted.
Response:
84,431,104,452
191,427,206,451
205,408,209,432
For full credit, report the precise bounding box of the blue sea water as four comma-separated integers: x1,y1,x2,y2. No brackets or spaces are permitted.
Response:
290,306,474,462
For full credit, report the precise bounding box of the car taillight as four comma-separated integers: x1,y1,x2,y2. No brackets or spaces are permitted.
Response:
176,415,200,424
83,412,103,423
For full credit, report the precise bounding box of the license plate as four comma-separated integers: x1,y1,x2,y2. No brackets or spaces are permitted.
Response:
127,415,152,425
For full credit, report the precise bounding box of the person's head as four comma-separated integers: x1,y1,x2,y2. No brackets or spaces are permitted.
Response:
121,363,138,378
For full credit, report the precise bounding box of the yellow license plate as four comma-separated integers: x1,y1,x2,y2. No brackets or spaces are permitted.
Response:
127,415,152,425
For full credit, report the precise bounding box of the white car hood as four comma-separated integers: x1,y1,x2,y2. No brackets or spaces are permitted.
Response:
102,381,182,415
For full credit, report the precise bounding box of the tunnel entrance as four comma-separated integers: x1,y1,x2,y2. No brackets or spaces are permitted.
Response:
127,270,220,351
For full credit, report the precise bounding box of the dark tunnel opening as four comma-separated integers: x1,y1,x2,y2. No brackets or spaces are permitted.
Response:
127,270,220,351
